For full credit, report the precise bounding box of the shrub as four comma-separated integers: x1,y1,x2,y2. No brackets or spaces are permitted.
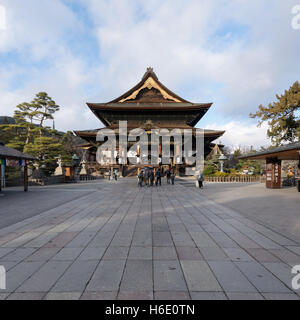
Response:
229,168,239,176
214,171,228,177
202,165,216,176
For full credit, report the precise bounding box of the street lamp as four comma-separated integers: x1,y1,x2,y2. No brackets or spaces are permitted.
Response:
218,154,227,173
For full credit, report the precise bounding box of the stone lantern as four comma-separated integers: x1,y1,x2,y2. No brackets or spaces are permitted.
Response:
72,154,81,176
218,154,227,173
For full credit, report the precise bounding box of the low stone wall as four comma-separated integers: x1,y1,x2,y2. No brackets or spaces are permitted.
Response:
5,178,23,187
29,176,65,186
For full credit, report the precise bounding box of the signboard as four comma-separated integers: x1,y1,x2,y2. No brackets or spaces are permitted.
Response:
266,158,281,189
0,158,25,167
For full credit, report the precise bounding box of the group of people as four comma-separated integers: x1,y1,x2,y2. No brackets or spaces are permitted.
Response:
138,168,175,187
107,166,204,189
108,168,118,181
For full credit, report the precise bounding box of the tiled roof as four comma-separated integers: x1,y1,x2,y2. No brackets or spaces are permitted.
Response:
239,141,300,159
0,142,36,160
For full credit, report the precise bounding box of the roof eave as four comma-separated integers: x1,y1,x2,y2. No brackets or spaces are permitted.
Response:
87,102,213,111
87,103,110,126
73,128,225,138
238,144,300,160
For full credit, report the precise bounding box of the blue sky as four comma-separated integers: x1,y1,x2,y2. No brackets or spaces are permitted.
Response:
0,0,300,149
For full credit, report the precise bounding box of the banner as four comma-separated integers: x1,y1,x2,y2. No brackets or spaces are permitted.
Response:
3,159,25,167
6,159,19,167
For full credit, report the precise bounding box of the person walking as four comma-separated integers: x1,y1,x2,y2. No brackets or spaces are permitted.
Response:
150,169,154,186
108,168,111,181
155,168,162,186
114,169,118,181
171,170,175,185
144,168,149,187
197,172,204,189
166,170,171,184
138,170,144,188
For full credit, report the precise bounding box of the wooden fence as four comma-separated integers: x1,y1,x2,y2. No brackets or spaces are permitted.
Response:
204,175,262,183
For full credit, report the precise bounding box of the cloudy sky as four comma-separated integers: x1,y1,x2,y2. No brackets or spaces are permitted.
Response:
0,0,299,150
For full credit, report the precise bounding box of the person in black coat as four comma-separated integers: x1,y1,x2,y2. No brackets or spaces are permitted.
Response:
155,169,162,186
171,171,175,185
150,169,154,186
138,170,144,187
166,170,171,184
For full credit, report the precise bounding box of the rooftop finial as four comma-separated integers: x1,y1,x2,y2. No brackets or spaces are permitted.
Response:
142,67,158,80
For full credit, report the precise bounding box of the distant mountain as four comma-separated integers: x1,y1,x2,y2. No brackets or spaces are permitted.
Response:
0,116,15,125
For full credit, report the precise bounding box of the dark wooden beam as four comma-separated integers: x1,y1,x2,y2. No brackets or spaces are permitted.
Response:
24,162,28,192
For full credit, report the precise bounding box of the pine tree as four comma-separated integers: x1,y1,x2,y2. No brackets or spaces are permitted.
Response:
31,92,60,136
24,136,63,175
250,81,300,145
60,131,82,162
0,92,64,175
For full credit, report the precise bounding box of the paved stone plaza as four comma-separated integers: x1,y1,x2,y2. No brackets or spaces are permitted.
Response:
0,179,300,300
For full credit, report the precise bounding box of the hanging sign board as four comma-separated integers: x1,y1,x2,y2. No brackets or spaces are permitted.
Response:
1,159,26,167
266,158,281,189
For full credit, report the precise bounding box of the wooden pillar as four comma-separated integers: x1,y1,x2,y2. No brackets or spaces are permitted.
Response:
266,158,281,189
176,144,180,156
24,161,28,192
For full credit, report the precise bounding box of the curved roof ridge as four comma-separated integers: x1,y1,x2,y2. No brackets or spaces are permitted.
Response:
106,67,191,104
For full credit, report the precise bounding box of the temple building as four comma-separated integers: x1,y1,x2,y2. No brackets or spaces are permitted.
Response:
74,68,225,176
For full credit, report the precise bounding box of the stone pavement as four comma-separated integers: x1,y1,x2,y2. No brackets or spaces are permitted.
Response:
0,178,300,300
194,181,300,240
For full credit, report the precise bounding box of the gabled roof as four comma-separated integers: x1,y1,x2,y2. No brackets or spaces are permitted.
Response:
86,68,213,127
108,67,190,103
87,67,211,106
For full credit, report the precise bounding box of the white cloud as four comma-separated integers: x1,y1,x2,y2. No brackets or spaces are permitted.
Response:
81,0,300,115
0,0,299,139
0,0,79,56
0,5,6,31
0,0,101,130
205,121,270,150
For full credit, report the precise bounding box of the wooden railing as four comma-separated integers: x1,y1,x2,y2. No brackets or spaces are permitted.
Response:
78,175,103,181
204,176,261,183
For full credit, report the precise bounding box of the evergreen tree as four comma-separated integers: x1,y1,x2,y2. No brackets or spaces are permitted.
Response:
0,92,66,175
24,136,63,175
233,149,242,158
31,92,60,136
250,81,300,145
61,131,79,161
